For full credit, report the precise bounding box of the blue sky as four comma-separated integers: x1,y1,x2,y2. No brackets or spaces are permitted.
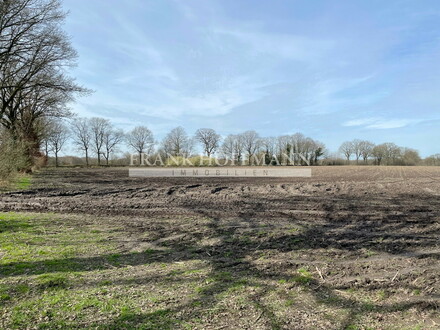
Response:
63,0,440,156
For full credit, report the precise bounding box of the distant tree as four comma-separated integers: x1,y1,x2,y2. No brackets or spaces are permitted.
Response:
221,134,244,164
40,119,57,158
425,154,440,166
241,130,261,164
89,117,110,165
359,141,375,163
311,141,326,165
291,133,319,165
162,126,193,157
126,126,155,165
102,128,124,166
221,135,235,160
194,128,221,157
276,135,290,165
382,142,401,165
70,118,92,166
372,144,387,165
339,141,354,163
351,139,363,164
48,121,69,167
401,148,421,166
261,137,277,165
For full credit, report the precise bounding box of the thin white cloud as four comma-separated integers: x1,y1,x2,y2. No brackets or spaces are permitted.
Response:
343,117,420,129
366,119,415,129
342,117,379,127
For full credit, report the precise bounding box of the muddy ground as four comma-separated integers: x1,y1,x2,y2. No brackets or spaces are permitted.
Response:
1,166,440,329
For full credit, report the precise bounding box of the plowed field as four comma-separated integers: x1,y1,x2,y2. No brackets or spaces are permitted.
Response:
1,166,439,329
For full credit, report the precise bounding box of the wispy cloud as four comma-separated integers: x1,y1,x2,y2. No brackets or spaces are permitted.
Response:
343,117,421,129
366,119,417,129
342,118,379,127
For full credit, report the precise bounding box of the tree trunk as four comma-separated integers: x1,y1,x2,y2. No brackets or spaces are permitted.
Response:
85,149,89,167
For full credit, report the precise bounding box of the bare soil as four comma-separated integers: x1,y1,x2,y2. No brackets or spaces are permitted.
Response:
1,166,440,329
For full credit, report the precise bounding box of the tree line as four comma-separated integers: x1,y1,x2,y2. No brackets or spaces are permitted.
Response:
44,118,326,167
41,118,437,167
338,139,423,166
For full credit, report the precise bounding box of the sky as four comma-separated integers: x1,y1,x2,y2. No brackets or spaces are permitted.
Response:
62,0,440,156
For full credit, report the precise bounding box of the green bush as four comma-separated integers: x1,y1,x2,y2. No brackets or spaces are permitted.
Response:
0,132,30,181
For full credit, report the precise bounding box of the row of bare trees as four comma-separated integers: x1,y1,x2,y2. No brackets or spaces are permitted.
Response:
339,140,422,165
220,132,325,165
46,120,435,167
49,120,326,166
0,0,88,175
135,127,326,166
68,118,124,166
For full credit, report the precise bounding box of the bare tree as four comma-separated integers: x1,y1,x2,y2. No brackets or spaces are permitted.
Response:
352,139,363,164
103,128,124,166
359,141,375,163
339,141,354,163
89,117,110,165
241,130,261,164
383,142,402,165
40,119,57,158
70,118,91,166
0,0,88,167
221,135,235,160
48,120,69,167
162,126,193,157
194,128,221,157
221,134,244,164
290,133,309,165
126,126,155,165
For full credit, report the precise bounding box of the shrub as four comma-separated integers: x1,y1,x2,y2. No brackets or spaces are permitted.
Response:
0,132,30,181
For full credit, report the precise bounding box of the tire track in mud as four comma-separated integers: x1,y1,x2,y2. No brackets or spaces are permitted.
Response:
1,167,440,299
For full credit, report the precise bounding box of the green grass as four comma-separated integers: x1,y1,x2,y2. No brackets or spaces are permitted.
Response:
0,174,31,192
36,273,69,289
0,213,117,276
0,213,184,329
14,175,31,190
0,211,436,329
0,212,192,328
291,267,313,284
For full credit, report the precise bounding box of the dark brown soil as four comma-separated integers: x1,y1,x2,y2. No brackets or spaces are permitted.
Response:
1,166,440,328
